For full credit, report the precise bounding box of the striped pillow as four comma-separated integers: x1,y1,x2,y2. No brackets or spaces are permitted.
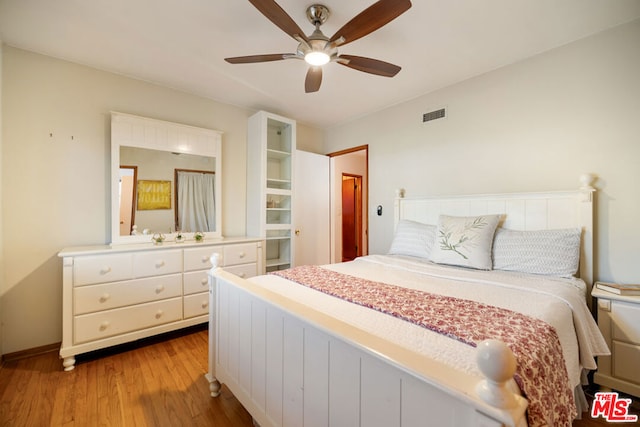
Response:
492,228,581,277
388,220,436,259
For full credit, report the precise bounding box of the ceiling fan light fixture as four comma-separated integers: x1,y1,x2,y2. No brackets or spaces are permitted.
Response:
225,0,412,92
304,51,330,66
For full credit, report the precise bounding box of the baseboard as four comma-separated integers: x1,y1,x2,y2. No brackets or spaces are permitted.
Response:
1,342,60,364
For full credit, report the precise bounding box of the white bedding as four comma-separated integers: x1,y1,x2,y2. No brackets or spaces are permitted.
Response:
250,254,609,401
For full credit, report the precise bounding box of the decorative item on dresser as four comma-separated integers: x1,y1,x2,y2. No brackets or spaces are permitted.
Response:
206,176,609,427
58,238,263,371
592,285,640,398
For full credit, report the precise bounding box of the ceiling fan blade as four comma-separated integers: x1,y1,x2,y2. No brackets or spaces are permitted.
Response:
305,67,323,93
225,54,292,64
248,0,310,43
337,55,401,77
330,0,411,46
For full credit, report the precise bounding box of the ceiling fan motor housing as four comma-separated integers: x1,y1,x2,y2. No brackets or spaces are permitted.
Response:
299,5,335,66
306,4,330,26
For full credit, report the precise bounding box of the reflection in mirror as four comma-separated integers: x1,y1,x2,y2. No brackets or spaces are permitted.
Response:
119,147,216,236
175,169,216,232
111,111,223,245
119,166,137,235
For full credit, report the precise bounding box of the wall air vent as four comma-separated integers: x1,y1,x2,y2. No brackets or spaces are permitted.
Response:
422,108,446,123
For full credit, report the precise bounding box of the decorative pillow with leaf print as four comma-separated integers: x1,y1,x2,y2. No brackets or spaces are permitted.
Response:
429,214,501,270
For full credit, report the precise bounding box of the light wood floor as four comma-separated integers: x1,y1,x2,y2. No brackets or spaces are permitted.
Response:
0,325,252,426
0,325,636,426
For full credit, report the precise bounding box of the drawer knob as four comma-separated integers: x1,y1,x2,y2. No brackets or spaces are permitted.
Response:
239,273,246,278
155,260,165,268
201,256,210,263
201,278,208,286
99,293,110,303
155,310,164,319
155,285,165,294
201,301,208,309
100,266,112,275
99,321,110,331
598,299,611,312
238,252,246,258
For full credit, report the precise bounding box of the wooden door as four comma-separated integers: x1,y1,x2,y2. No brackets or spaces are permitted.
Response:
342,174,362,262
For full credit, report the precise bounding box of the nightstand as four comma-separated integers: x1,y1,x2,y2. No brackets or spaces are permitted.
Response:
592,286,640,398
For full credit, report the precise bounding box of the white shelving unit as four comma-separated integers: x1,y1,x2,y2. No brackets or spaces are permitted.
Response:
247,111,296,273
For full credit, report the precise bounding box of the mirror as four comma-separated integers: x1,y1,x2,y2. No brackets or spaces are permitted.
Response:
111,112,222,245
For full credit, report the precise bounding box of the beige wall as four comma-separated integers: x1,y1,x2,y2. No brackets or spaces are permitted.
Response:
0,46,323,354
324,19,640,284
0,41,4,356
3,18,638,354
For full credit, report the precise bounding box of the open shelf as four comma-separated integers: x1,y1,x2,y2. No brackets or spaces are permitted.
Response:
248,111,296,273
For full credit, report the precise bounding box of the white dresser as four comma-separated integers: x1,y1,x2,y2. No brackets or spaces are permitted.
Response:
592,286,640,397
59,238,263,371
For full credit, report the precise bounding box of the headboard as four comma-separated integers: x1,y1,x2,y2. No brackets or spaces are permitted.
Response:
393,175,596,289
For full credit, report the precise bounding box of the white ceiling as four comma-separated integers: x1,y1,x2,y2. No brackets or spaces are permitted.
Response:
1,0,639,129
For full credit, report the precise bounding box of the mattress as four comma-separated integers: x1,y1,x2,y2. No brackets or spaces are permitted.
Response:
249,254,609,424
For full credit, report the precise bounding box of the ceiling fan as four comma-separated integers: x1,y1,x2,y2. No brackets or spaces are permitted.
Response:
225,0,412,93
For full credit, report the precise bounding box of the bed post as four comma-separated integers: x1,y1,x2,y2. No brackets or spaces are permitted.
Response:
475,340,523,410
393,188,405,230
206,253,222,398
579,173,596,297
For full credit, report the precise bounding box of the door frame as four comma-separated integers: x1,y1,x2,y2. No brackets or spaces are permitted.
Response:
119,165,138,236
328,145,368,263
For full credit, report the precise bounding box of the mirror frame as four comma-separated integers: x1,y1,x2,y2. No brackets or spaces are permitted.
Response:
111,112,223,245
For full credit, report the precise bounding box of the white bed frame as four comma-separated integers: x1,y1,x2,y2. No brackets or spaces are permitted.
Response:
206,176,596,427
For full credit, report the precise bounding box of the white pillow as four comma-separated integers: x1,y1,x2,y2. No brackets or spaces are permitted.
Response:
492,228,581,277
429,214,501,270
388,220,436,259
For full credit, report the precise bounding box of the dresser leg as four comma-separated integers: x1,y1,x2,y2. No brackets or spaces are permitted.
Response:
62,356,76,371
209,377,221,397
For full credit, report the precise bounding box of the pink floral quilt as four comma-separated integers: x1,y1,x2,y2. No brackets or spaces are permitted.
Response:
273,265,576,427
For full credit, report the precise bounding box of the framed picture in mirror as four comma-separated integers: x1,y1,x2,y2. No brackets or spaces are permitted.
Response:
137,180,172,210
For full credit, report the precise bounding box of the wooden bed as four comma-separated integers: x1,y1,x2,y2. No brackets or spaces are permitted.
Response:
206,177,605,427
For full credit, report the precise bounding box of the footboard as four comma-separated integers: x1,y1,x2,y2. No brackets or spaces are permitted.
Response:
207,259,528,427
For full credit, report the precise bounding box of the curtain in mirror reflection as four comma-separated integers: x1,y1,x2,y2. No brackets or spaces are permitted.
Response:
176,171,216,232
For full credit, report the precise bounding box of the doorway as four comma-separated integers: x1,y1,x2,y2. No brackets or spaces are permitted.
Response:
119,165,137,236
342,174,363,261
328,145,368,263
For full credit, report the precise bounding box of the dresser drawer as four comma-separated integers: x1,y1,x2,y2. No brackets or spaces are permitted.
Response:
74,274,182,315
224,243,257,266
224,263,257,279
184,292,209,319
74,297,182,344
73,253,133,286
133,249,182,278
613,341,640,384
612,301,640,344
183,270,210,295
184,246,223,272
